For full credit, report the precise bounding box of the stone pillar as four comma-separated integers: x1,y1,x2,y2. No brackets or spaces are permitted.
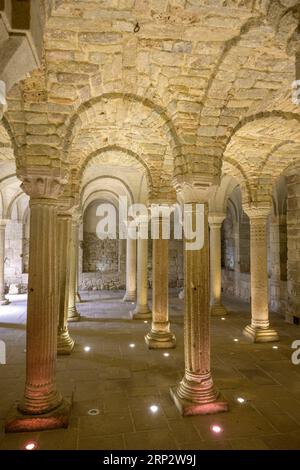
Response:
123,236,137,302
232,221,240,298
243,207,279,342
57,210,74,354
209,214,227,316
130,216,151,319
68,215,81,322
74,218,82,303
6,168,71,432
145,215,175,348
170,201,227,416
0,80,7,120
286,169,300,323
0,220,9,305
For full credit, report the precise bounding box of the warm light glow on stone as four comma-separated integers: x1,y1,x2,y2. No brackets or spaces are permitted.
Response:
163,352,170,357
144,320,148,324
221,317,226,321
84,346,91,352
129,343,135,348
233,338,239,342
272,345,279,350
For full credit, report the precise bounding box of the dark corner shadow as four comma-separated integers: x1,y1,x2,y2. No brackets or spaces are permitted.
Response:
0,322,26,330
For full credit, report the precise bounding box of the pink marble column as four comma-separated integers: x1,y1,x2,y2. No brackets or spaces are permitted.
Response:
6,168,71,432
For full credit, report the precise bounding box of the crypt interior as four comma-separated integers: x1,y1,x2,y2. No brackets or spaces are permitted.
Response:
1,0,300,450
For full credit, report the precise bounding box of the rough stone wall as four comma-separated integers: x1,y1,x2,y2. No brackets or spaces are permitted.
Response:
82,233,119,273
286,172,300,323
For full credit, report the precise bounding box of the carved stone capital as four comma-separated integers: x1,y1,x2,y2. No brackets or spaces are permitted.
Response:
243,204,271,221
208,212,226,227
19,167,68,200
173,176,217,204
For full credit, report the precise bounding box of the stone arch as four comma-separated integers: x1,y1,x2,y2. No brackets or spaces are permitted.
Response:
79,145,153,196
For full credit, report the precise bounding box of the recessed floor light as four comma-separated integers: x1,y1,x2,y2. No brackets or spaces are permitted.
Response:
237,397,246,404
221,317,226,321
272,345,279,350
129,343,135,348
163,352,170,357
84,346,91,352
144,320,148,324
233,338,239,342
88,408,100,416
24,441,37,451
211,424,223,434
149,405,159,413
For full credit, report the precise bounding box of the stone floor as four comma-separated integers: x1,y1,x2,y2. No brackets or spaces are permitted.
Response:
0,291,300,450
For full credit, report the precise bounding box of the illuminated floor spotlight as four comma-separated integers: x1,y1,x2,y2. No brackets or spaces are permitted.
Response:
163,352,170,357
24,441,38,451
236,397,246,404
84,346,91,352
129,343,135,348
272,345,279,350
221,317,226,321
149,405,159,414
210,424,223,434
233,338,239,342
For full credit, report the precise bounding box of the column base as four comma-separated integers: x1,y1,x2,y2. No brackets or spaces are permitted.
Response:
170,386,228,417
57,330,75,355
123,291,136,302
67,306,81,323
211,303,228,317
145,330,176,349
76,293,82,303
130,307,152,320
0,298,10,306
5,398,72,433
243,324,279,343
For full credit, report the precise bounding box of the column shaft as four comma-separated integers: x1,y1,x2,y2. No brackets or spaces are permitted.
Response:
170,203,227,415
68,218,81,322
123,236,137,302
131,235,151,319
21,200,62,414
145,216,175,348
57,213,74,354
209,217,227,316
0,222,9,305
243,213,279,342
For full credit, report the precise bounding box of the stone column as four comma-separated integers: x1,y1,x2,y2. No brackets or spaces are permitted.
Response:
74,218,82,303
0,80,7,120
57,209,74,354
6,168,71,432
232,221,240,298
170,201,227,416
68,215,81,322
123,236,137,302
209,213,227,316
243,206,279,342
0,220,9,305
145,214,175,348
130,216,151,320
